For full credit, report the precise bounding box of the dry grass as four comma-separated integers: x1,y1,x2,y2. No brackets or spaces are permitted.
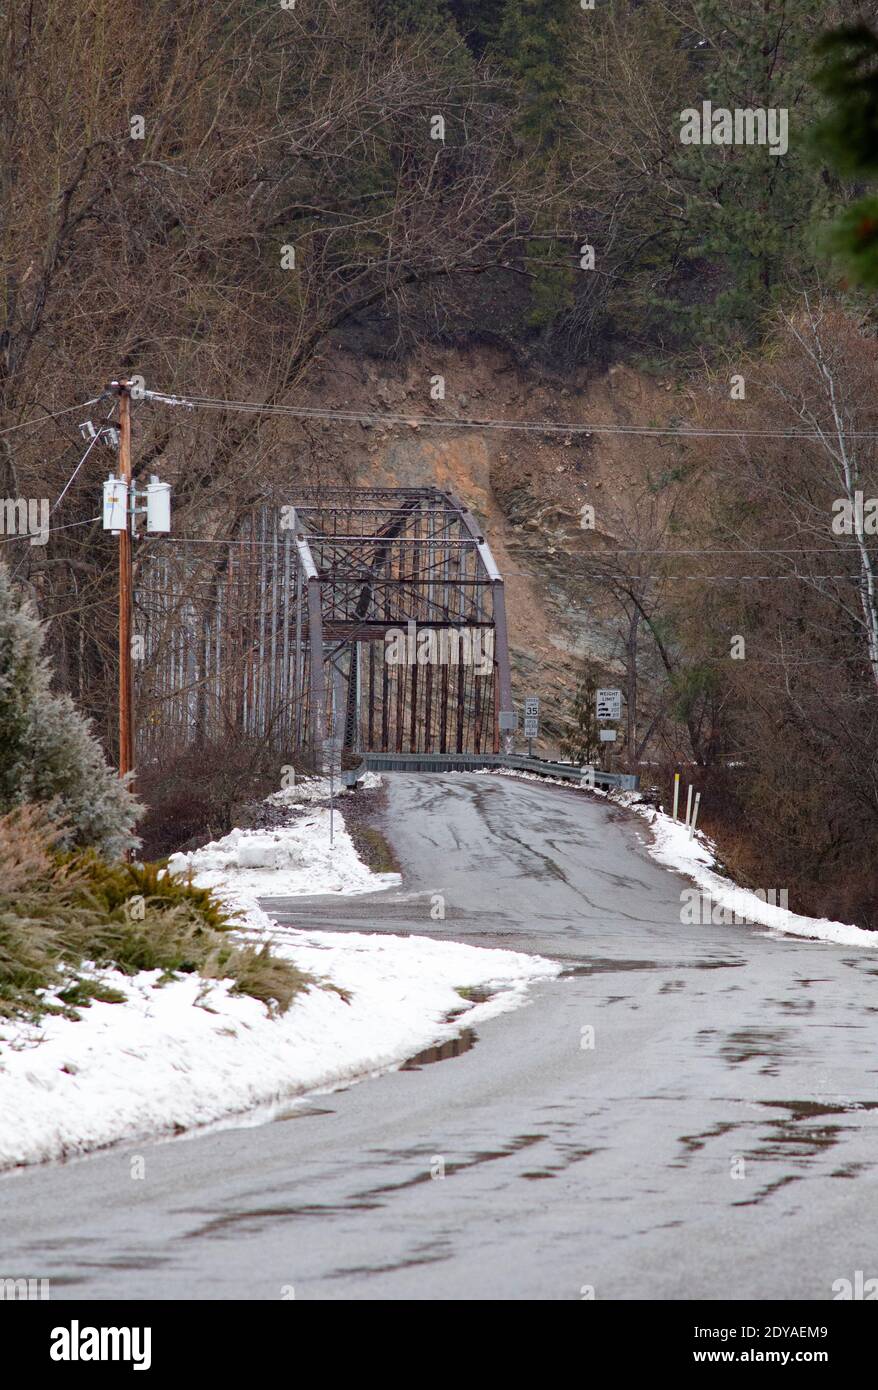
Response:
0,804,312,1021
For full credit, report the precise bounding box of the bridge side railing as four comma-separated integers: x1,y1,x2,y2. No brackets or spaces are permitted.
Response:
342,751,639,792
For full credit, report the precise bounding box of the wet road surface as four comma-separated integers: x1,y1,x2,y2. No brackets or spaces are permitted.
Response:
2,774,877,1299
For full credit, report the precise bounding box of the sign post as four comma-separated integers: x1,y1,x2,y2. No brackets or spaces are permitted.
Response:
596,688,622,772
498,708,517,756
523,696,540,756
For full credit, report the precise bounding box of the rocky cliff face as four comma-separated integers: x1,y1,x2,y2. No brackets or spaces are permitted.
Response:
293,343,688,750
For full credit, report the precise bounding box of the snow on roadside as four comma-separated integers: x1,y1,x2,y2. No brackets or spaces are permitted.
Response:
166,795,400,915
618,793,878,948
0,921,559,1171
475,766,878,949
0,781,560,1171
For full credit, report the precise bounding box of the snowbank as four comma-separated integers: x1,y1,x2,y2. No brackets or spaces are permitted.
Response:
166,800,400,910
0,783,559,1170
625,794,878,948
0,919,558,1170
476,767,878,949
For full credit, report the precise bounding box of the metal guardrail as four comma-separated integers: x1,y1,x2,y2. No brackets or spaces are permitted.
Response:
342,751,639,792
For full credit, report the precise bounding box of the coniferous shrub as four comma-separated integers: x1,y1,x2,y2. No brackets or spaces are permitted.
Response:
0,563,140,858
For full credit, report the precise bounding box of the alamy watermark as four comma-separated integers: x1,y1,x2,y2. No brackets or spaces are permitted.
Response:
833,1271,878,1299
680,887,788,926
50,1321,151,1371
1,497,49,546
384,621,494,677
679,102,788,158
832,491,878,535
0,1275,50,1300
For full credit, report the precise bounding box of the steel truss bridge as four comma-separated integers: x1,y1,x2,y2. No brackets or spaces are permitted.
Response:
134,486,514,768
291,486,514,766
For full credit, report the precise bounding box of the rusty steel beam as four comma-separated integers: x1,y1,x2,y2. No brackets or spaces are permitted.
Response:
288,486,514,758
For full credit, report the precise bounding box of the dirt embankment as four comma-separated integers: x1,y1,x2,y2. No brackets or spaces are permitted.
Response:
289,344,694,749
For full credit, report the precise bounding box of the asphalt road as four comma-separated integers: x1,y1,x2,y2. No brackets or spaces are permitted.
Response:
2,773,877,1300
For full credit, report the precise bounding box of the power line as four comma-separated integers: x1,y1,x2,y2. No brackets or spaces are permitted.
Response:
133,541,874,582
140,533,878,559
515,572,876,582
7,425,113,576
51,431,105,514
142,387,878,441
574,546,878,556
0,515,101,546
0,397,103,439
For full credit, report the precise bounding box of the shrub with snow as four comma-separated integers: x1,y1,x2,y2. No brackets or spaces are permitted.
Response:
0,563,139,857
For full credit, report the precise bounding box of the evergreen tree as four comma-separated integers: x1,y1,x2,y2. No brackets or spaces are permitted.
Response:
660,0,831,349
496,0,580,328
0,565,139,858
448,0,507,58
814,23,878,287
497,0,577,153
371,0,455,37
0,565,42,809
560,661,602,766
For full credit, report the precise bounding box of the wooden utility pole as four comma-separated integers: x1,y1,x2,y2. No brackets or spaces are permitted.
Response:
116,380,134,784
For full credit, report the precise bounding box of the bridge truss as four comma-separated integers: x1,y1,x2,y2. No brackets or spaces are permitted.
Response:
291,486,513,765
133,486,513,769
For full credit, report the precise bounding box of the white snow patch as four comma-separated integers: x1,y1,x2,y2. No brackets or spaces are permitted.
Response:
475,767,878,949
266,774,336,806
0,923,558,1170
622,794,877,949
166,802,400,911
0,791,559,1170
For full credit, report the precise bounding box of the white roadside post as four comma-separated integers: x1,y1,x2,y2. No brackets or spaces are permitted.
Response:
328,664,345,849
672,771,680,820
689,791,702,839
684,783,693,828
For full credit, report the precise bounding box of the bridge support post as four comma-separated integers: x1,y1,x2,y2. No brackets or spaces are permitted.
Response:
307,576,326,770
492,579,514,722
